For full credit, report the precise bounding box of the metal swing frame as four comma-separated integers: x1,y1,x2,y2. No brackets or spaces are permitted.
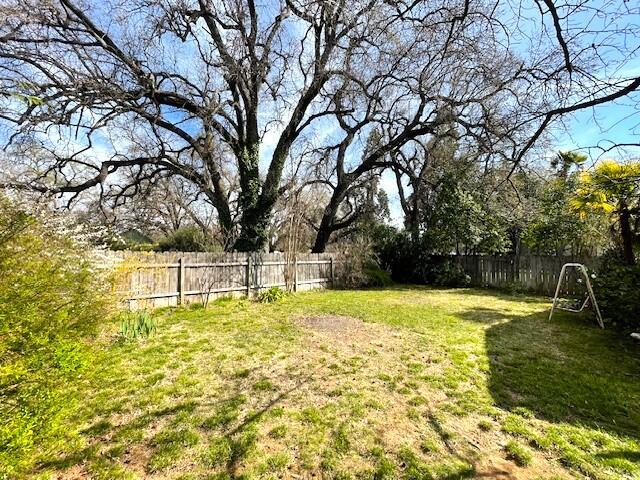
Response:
548,263,604,329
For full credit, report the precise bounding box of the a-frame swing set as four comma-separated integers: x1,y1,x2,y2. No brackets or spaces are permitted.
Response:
548,263,604,329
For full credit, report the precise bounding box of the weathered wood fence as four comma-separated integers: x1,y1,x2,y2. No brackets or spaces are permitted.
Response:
98,251,599,308
99,251,334,309
454,255,600,296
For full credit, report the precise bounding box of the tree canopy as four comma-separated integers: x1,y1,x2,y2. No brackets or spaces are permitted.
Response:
1,0,639,251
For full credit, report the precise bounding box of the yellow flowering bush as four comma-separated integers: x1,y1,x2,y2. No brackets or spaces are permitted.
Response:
0,197,114,476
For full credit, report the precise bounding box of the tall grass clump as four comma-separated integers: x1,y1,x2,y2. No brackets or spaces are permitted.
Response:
0,197,114,476
119,310,157,340
258,286,286,303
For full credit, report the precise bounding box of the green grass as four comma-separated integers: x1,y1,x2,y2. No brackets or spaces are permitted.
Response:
505,439,533,467
20,287,640,479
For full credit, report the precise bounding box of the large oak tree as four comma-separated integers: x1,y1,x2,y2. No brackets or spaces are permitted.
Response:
1,0,639,251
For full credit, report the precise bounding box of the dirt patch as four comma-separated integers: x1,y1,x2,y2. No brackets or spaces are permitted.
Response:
474,456,568,480
294,314,409,354
296,314,367,333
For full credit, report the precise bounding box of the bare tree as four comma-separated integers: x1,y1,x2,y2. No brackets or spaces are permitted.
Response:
109,176,214,233
0,0,395,250
1,0,639,252
197,267,218,308
302,0,639,251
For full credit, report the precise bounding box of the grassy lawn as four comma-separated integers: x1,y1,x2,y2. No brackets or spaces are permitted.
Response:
30,287,639,480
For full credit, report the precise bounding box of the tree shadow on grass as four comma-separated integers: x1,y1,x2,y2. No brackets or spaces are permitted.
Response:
459,306,640,439
597,449,640,461
35,371,316,478
205,378,314,478
38,400,201,471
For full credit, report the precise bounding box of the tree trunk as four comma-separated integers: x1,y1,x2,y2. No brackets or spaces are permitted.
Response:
200,149,233,247
311,184,349,253
619,207,636,265
312,204,340,253
407,215,420,245
233,140,270,252
312,224,333,253
201,186,233,245
235,77,330,252
233,206,271,252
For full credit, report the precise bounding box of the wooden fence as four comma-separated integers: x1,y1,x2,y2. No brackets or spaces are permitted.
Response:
99,251,334,309
454,255,600,296
98,251,599,308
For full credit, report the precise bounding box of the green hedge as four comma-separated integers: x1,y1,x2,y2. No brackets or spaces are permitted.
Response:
593,250,640,330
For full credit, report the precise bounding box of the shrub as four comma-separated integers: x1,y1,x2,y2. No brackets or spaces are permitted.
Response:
425,257,471,287
371,227,471,287
258,286,286,303
331,236,392,288
376,232,471,287
363,261,394,287
593,250,640,329
119,311,157,340
156,226,219,252
370,227,416,283
0,197,114,476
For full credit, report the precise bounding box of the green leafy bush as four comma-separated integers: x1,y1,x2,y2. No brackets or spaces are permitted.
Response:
156,226,219,252
363,261,394,287
331,236,392,288
425,258,471,287
373,228,471,287
119,311,157,340
0,198,114,476
593,250,640,329
258,286,286,303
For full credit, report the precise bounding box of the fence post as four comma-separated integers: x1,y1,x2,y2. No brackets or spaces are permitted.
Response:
330,257,334,286
177,257,184,305
246,255,252,298
293,258,298,292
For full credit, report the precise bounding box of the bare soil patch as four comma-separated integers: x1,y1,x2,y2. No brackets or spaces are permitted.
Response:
295,314,366,333
294,314,405,347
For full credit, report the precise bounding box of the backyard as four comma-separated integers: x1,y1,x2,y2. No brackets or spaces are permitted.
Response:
3,2,640,479
29,287,639,480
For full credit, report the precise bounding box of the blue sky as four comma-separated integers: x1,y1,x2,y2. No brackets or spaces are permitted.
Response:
555,48,640,161
557,101,640,161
